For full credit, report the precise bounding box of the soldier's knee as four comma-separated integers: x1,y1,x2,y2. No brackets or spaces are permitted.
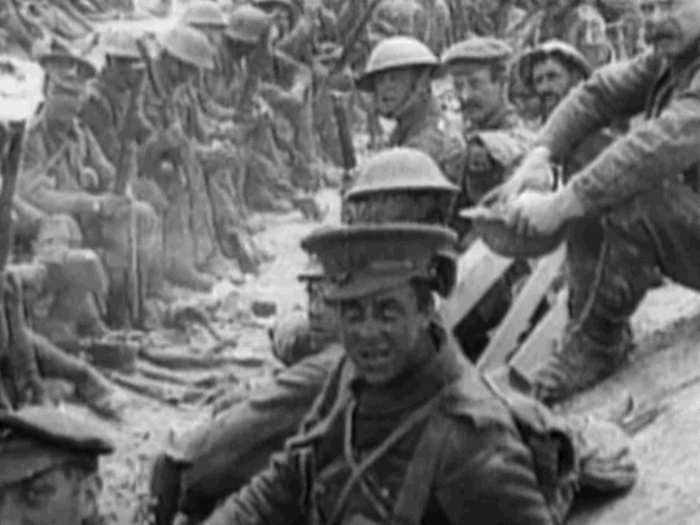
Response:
34,214,84,254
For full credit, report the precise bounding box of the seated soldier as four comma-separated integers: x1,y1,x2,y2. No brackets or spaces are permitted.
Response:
17,41,166,329
150,257,342,525
355,36,464,188
0,406,115,525
194,221,636,525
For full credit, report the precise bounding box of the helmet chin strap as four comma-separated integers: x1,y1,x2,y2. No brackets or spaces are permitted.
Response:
377,68,432,120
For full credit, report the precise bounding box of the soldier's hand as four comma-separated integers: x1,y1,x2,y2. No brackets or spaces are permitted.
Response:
481,146,555,208
95,194,131,219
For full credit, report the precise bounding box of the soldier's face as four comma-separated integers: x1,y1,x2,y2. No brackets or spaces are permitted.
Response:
640,0,700,58
44,82,86,123
338,282,432,385
306,279,338,346
450,62,505,127
532,57,578,118
372,67,418,118
0,465,100,525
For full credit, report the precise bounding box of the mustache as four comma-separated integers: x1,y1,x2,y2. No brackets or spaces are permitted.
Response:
645,25,676,44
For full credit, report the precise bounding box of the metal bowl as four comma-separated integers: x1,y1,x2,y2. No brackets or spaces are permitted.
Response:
460,205,567,258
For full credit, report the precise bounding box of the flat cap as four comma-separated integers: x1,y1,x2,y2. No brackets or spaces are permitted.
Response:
301,223,457,301
442,37,513,66
0,407,115,487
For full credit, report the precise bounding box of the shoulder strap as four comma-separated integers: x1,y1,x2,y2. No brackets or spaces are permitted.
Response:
389,411,450,525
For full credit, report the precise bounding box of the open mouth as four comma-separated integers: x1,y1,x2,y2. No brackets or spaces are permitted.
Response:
359,348,391,365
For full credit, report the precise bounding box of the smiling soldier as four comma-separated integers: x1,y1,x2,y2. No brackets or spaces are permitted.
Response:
198,222,576,525
493,0,700,404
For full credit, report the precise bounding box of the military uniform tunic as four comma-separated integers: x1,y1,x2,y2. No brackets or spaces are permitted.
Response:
202,333,555,525
533,50,700,345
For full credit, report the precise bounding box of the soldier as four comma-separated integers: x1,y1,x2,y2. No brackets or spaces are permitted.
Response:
81,26,176,327
17,42,166,331
518,39,593,122
269,258,341,366
152,258,343,525
179,0,235,120
442,36,534,221
494,0,700,404
140,25,222,291
0,406,114,525
356,36,463,185
441,37,535,360
196,219,637,525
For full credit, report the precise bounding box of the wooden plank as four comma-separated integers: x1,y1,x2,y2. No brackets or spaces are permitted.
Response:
440,238,515,328
509,288,569,380
478,244,567,373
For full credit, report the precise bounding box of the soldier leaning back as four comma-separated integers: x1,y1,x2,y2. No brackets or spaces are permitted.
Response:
499,0,700,404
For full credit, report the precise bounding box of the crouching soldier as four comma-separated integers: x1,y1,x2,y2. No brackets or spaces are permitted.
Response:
0,406,115,525
196,221,637,525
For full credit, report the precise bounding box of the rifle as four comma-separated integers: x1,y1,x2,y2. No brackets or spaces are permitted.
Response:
0,120,46,408
330,92,356,194
236,24,273,120
330,0,384,76
112,70,148,329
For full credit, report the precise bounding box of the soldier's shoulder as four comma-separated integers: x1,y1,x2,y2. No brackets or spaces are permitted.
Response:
438,374,516,431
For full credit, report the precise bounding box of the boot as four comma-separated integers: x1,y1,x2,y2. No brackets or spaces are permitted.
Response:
529,325,634,405
528,218,657,405
166,261,215,293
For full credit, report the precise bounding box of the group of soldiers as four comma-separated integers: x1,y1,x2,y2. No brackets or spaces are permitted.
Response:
4,0,700,523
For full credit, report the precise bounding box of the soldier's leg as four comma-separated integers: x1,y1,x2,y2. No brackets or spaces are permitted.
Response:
163,192,215,293
31,330,126,419
528,183,699,405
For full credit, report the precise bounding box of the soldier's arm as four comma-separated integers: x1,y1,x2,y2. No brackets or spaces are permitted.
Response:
82,125,117,191
17,129,96,216
182,347,342,514
537,52,660,162
560,66,700,215
434,419,555,525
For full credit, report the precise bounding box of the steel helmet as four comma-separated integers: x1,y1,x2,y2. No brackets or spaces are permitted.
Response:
356,36,439,92
99,26,143,59
344,148,459,227
518,40,593,90
346,147,458,199
225,5,273,44
181,1,228,28
160,25,216,69
460,191,568,259
253,0,294,11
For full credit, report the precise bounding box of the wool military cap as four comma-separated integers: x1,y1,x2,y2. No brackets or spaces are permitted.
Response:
442,36,513,66
0,407,115,488
301,223,457,301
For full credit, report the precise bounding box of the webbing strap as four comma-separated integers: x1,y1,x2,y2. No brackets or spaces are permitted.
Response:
389,412,450,525
327,396,441,525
